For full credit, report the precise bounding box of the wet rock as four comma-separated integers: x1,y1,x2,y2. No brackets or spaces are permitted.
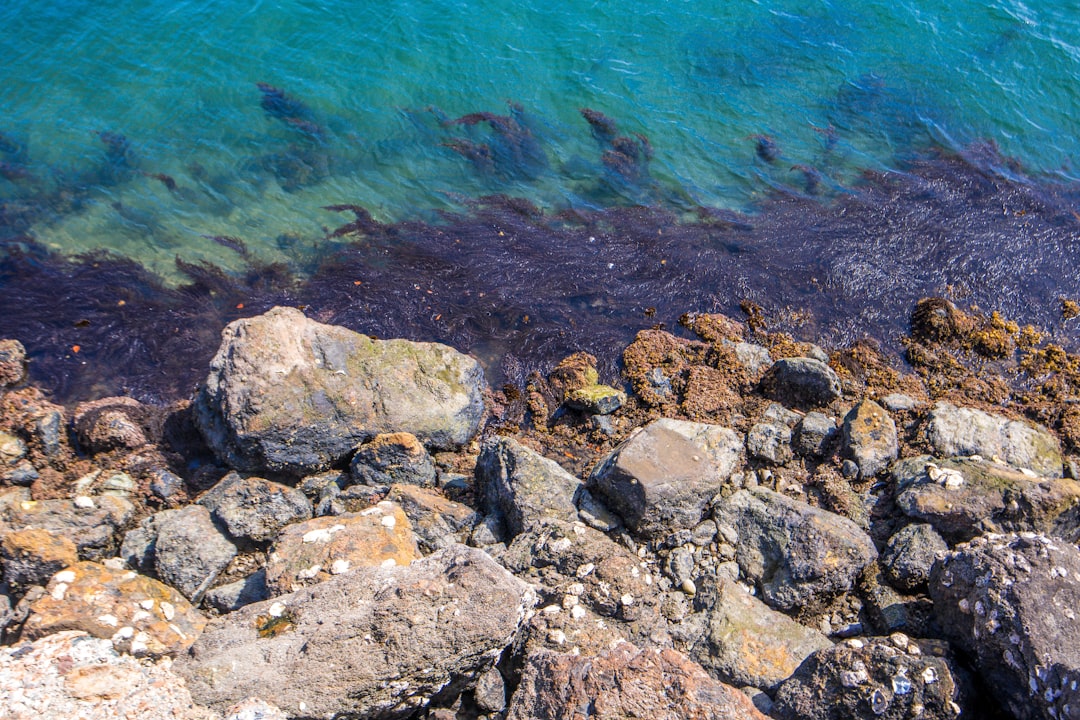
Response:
713,487,877,611
925,402,1063,477
772,635,964,720
350,431,437,487
881,523,949,592
199,472,312,543
1,528,79,592
476,436,581,539
177,544,536,719
72,397,151,453
0,631,215,720
21,561,206,658
0,495,133,561
588,418,743,538
747,420,793,465
385,483,478,553
203,569,269,613
0,338,27,387
689,577,832,691
506,642,768,720
153,505,238,601
930,533,1080,720
264,502,420,595
194,306,486,477
760,357,842,409
795,411,838,457
842,399,898,479
893,455,1080,543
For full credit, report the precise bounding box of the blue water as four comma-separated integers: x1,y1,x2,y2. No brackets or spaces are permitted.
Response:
2,0,1080,279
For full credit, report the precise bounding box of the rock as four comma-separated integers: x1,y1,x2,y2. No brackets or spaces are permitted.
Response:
714,487,877,611
882,393,919,412
72,397,151,453
203,569,269,613
588,418,743,538
689,577,832,691
0,431,27,466
264,503,421,595
223,698,288,720
194,306,486,476
0,338,27,387
0,631,215,720
1,528,79,592
385,483,478,553
476,437,581,539
772,635,964,720
474,666,507,713
930,533,1080,720
842,399,898,479
148,468,185,503
21,561,206,658
177,544,536,719
350,431,437,487
881,523,949,592
549,352,626,415
760,357,842,409
731,341,774,377
925,402,1063,477
795,411,838,457
0,495,134,561
892,455,1080,543
506,643,769,720
120,511,174,575
34,410,65,458
198,472,312,543
153,505,238,602
747,420,793,465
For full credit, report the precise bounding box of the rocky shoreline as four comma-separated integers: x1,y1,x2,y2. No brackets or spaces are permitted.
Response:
1,299,1079,719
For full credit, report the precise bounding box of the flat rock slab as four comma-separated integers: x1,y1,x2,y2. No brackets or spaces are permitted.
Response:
925,402,1063,477
195,306,486,476
0,494,133,561
506,643,768,720
930,533,1080,720
177,545,536,719
21,561,206,658
588,418,743,538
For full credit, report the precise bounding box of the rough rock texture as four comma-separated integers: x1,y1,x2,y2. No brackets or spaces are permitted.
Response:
153,505,238,601
385,483,478,553
772,635,964,720
198,472,312,543
930,533,1080,720
925,402,1063,477
893,455,1080,543
264,502,420,595
588,418,743,538
476,437,581,539
0,495,134,561
21,561,206,658
350,432,437,487
714,487,877,611
689,577,832,691
506,643,769,720
747,420,793,465
194,306,486,476
72,396,151,453
0,631,215,720
795,411,838,458
760,357,842,409
880,523,949,592
1,528,79,592
0,339,27,388
842,399,898,479
177,545,536,719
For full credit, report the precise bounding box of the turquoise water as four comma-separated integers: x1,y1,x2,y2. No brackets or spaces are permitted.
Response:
2,0,1080,278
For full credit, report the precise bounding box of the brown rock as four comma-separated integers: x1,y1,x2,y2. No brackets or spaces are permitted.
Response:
0,339,27,387
72,397,152,454
21,560,206,658
0,495,134,560
385,483,478,553
1,528,79,591
265,502,421,594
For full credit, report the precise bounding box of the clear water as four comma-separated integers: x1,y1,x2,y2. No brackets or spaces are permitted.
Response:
2,0,1080,279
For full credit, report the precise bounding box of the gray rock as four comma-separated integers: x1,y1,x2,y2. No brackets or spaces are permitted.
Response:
0,495,133,561
930,533,1080,720
892,455,1080,543
203,569,269,613
476,437,581,540
34,410,64,458
351,432,437,487
713,487,877,611
199,472,313,543
473,666,507,713
689,577,832,691
176,545,536,719
575,487,622,532
149,468,185,503
4,460,38,486
194,306,486,476
731,341,773,377
881,393,919,412
154,505,238,601
925,402,1063,477
772,635,964,720
841,399,898,479
760,357,842,409
881,523,949,592
747,421,793,465
795,412,838,458
121,510,179,575
588,418,743,538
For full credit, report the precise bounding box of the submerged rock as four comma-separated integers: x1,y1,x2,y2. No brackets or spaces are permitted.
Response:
194,306,486,477
924,402,1063,477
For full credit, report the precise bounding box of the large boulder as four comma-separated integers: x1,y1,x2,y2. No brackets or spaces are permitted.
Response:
924,402,1063,477
476,437,581,539
176,545,536,718
588,418,743,538
194,307,486,476
930,533,1080,720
